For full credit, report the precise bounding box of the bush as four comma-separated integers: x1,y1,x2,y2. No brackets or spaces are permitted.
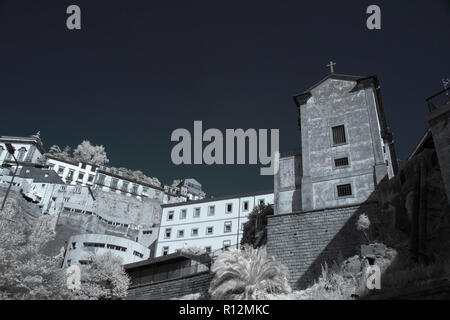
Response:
72,252,130,300
209,245,291,300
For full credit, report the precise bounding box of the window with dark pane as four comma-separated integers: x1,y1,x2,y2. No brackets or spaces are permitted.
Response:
337,184,352,197
332,125,346,145
334,157,349,167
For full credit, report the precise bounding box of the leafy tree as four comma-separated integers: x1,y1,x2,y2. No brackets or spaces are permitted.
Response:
46,145,72,162
240,204,273,248
209,245,291,300
181,245,206,256
0,199,72,300
0,198,130,300
47,145,62,155
73,252,130,300
73,140,109,165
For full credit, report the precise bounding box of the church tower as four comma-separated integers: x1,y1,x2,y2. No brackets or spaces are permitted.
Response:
268,69,399,288
293,71,398,211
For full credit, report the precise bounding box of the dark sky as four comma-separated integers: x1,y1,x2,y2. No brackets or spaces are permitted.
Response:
1,1,449,196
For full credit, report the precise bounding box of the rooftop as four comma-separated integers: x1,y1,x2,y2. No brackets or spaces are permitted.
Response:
124,251,211,270
0,133,45,154
161,189,273,208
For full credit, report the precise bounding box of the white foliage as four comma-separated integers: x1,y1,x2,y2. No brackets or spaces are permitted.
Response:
356,213,371,231
181,245,206,256
73,140,109,165
209,245,291,300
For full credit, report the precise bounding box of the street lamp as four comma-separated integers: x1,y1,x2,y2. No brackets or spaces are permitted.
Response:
1,143,19,211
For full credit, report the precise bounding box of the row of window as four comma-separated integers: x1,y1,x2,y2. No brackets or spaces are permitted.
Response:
59,185,83,193
0,146,29,162
97,174,155,196
166,199,266,221
73,241,144,257
57,166,95,183
62,206,134,229
164,221,244,239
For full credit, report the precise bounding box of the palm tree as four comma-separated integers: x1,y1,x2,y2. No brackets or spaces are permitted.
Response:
209,245,291,300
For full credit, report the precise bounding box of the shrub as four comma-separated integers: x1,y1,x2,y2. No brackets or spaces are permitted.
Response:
72,252,130,300
209,245,291,300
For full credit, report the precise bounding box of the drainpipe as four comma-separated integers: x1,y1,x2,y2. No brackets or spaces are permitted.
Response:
236,198,241,249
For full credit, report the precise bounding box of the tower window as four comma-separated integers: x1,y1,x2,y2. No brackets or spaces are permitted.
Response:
334,157,349,168
337,184,352,197
332,125,346,145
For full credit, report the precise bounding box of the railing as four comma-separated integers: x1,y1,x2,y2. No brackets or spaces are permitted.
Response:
427,88,450,112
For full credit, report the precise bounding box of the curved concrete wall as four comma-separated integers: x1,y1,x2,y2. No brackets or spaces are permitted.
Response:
63,234,151,267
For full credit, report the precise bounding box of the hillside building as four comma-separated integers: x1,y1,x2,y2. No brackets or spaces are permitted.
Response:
0,132,45,167
155,191,273,257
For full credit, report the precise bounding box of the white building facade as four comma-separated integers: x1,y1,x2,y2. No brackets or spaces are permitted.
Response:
47,156,97,187
155,191,274,257
0,133,45,166
46,156,201,204
63,234,151,267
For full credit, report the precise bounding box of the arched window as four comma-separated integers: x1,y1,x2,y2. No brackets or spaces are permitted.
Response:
17,147,27,162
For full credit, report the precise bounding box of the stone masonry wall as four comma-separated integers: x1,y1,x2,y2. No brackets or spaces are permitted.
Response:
126,272,213,300
428,103,450,207
267,202,379,289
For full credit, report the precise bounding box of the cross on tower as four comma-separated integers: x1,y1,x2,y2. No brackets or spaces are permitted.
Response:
327,61,336,73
